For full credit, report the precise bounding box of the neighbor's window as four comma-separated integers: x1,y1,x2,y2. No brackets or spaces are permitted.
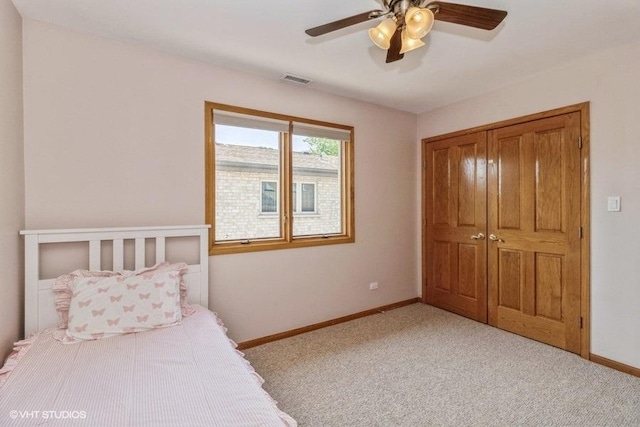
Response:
205,102,354,254
300,183,316,213
261,181,278,214
292,183,316,214
266,182,317,215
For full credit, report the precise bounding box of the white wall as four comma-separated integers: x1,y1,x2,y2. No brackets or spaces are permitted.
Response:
0,0,24,359
418,41,640,369
22,20,419,343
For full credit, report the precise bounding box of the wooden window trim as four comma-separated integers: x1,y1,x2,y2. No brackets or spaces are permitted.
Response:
205,102,355,255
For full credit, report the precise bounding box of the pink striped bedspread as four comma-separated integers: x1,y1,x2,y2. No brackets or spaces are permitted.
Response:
0,306,296,426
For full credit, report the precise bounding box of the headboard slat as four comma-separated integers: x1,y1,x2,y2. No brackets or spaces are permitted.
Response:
24,234,40,337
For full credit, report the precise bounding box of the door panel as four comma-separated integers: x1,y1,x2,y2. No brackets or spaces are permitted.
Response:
425,132,487,322
497,137,522,230
488,113,581,354
434,241,451,291
498,249,523,311
458,244,478,299
535,132,564,232
535,253,563,320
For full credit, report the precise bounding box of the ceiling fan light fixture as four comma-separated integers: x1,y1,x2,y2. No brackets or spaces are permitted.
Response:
405,7,435,39
304,2,508,64
368,18,397,50
400,29,425,54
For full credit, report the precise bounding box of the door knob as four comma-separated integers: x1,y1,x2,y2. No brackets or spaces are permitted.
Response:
489,234,504,242
471,233,485,240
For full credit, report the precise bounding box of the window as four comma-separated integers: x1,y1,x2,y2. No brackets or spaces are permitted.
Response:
292,183,316,214
261,181,278,214
299,183,316,213
265,182,316,215
205,102,354,254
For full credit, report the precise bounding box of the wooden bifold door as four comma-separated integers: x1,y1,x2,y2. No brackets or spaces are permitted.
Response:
423,108,586,355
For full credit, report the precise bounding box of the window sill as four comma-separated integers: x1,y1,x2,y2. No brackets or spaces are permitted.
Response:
210,234,355,255
257,213,319,218
257,213,279,219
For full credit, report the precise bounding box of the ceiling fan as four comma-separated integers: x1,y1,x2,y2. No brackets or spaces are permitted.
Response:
305,1,507,63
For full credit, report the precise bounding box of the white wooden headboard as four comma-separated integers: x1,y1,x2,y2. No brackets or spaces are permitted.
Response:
20,225,211,336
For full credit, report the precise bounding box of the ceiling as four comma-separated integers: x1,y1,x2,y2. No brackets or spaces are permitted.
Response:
12,0,640,113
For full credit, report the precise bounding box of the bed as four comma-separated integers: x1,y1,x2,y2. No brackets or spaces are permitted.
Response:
0,225,296,426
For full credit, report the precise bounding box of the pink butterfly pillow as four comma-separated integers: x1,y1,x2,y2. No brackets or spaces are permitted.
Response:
60,269,182,343
53,262,190,343
52,262,193,332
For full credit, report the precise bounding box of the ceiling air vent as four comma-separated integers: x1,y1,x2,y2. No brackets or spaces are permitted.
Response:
280,73,312,86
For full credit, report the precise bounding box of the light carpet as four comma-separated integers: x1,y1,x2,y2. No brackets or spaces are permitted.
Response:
243,303,640,427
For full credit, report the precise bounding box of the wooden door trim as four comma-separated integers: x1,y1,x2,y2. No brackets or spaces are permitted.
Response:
421,140,428,303
421,102,589,144
421,102,591,360
579,102,591,360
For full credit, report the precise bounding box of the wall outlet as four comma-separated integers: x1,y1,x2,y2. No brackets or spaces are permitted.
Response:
369,282,379,291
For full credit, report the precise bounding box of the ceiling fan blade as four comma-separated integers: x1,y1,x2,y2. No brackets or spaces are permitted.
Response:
305,10,384,37
428,1,507,30
385,28,404,63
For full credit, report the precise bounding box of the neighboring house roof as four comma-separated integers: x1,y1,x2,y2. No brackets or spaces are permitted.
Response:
216,143,339,176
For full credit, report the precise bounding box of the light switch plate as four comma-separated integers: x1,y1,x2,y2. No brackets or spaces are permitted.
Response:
607,196,621,212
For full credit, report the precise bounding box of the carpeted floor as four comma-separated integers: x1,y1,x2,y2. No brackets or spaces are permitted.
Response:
243,303,640,427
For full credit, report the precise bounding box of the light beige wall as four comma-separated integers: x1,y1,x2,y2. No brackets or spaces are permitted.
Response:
0,0,24,358
22,20,419,343
418,41,640,369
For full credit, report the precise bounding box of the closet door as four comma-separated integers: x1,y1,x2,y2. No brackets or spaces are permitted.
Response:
487,113,582,353
424,132,487,322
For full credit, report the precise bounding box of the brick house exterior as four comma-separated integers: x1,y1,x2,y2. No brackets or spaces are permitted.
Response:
215,144,341,241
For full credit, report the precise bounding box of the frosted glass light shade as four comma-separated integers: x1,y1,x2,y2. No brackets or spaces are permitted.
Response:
368,18,397,50
400,29,425,54
405,7,435,39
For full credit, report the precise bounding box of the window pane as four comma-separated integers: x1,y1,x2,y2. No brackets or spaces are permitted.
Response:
292,183,297,213
301,183,315,212
261,181,277,213
215,123,281,241
292,133,342,237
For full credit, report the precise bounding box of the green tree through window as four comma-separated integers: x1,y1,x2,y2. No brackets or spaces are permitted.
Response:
304,137,339,156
